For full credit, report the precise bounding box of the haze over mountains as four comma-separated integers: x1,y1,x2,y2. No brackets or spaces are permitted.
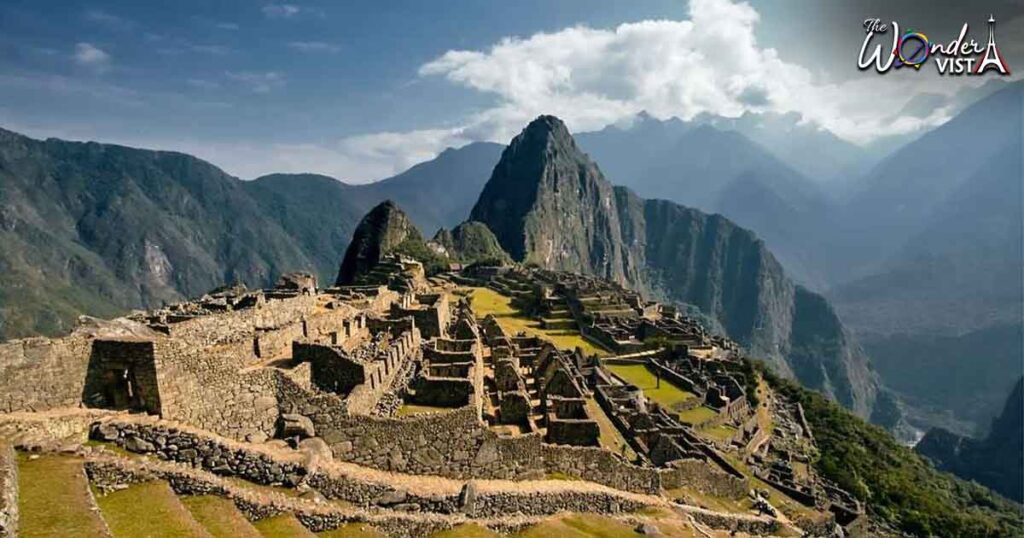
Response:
470,116,878,417
0,81,1019,441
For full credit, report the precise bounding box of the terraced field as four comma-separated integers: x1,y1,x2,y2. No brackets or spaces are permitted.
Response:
463,287,607,357
604,363,698,414
17,454,109,538
96,481,212,537
12,450,690,537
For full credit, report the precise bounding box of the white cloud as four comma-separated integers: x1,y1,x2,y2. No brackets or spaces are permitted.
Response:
417,0,1000,145
262,4,301,18
287,41,340,53
186,78,221,90
111,129,470,183
225,71,285,93
84,9,134,30
72,42,111,72
216,22,240,31
190,44,231,55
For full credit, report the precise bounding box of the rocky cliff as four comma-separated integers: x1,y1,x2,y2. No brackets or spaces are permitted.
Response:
470,116,877,416
915,377,1023,502
469,116,642,286
335,200,431,285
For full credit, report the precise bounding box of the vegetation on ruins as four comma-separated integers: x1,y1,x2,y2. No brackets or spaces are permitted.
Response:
759,364,1024,537
468,115,878,418
465,286,606,357
432,221,513,267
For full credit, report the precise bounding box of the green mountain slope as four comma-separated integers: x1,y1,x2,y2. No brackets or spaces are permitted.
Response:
0,128,316,338
470,116,878,417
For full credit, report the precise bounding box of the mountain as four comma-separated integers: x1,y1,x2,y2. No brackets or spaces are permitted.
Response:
915,377,1024,502
577,116,835,286
830,81,1022,284
829,82,1023,435
471,116,640,285
0,127,318,339
335,200,437,285
247,140,505,271
241,173,366,282
357,143,505,235
431,221,511,265
471,115,878,416
0,128,501,340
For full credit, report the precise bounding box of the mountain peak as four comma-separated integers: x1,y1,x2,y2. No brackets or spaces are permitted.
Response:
469,115,632,279
334,200,424,285
518,115,577,151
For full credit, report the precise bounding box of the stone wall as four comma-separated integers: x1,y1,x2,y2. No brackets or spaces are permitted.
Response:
0,444,17,538
152,338,283,441
91,419,309,487
541,444,661,494
88,419,661,521
0,335,92,413
164,295,316,357
658,459,748,499
255,322,304,359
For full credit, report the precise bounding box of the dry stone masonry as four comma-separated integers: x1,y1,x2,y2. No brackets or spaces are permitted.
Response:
0,255,860,535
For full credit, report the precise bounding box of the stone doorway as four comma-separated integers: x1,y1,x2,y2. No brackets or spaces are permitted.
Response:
83,339,162,415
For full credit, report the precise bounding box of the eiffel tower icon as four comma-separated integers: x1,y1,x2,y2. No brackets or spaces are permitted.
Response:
974,15,1011,75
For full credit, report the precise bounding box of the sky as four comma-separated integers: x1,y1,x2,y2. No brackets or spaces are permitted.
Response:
1,0,1021,182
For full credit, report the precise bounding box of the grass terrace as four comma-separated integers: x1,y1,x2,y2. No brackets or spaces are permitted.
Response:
96,481,211,537
17,454,109,538
181,495,262,538
586,397,638,461
252,514,316,537
464,287,608,357
676,405,719,426
396,403,451,416
605,362,698,414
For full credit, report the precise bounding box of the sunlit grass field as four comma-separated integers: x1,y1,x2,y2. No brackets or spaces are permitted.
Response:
464,287,607,357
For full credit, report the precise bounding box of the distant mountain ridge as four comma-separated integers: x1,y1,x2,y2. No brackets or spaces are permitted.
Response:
471,115,878,416
576,115,837,286
0,127,501,339
828,81,1023,435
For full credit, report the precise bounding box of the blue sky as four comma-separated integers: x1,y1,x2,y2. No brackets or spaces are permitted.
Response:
1,0,1021,181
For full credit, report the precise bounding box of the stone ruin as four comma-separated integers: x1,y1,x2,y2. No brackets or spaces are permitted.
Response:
0,258,861,535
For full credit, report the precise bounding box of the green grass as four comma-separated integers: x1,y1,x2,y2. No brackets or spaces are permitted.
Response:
605,363,697,415
676,405,718,426
317,523,387,537
17,453,110,538
95,481,211,537
545,471,580,481
181,495,262,538
430,524,500,537
699,423,738,443
586,398,637,461
396,403,451,416
515,514,643,538
253,514,315,537
466,287,607,357
765,365,1024,537
666,485,751,514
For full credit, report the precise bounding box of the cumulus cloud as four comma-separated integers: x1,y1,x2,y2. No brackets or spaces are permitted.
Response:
417,0,984,144
72,42,111,72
